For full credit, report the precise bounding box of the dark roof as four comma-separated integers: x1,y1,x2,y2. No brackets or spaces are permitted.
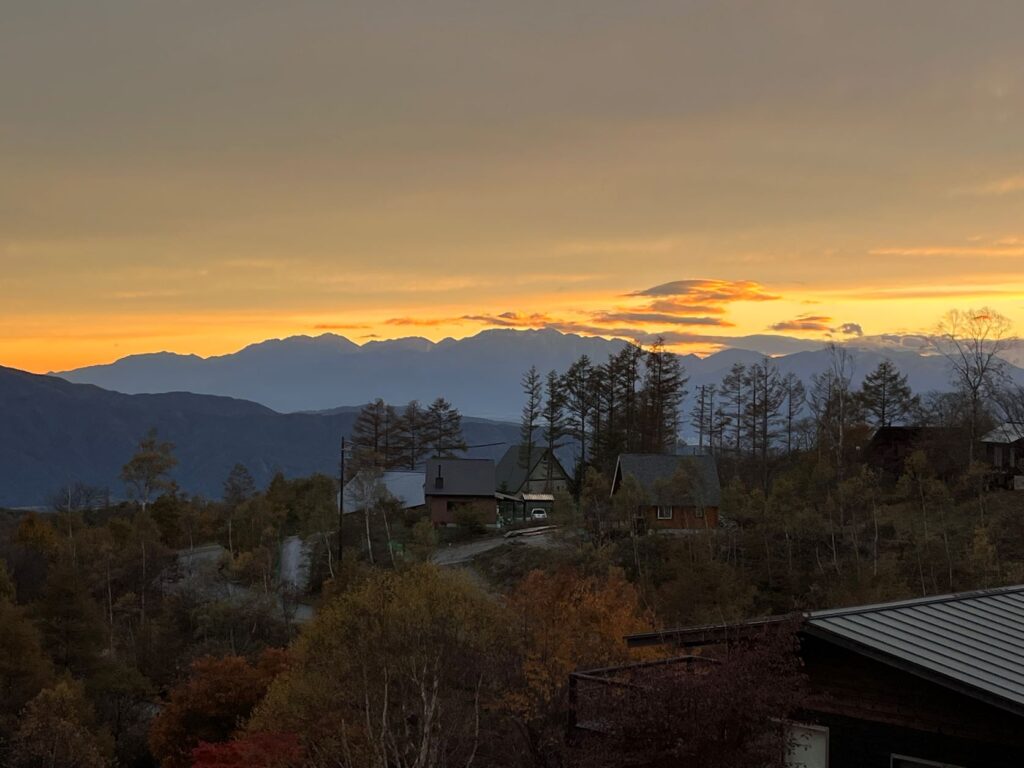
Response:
805,584,1024,715
627,584,1024,717
495,445,565,493
613,453,721,507
424,458,495,497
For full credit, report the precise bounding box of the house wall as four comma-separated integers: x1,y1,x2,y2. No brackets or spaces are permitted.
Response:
524,458,568,494
800,634,1024,767
639,504,718,530
427,495,498,526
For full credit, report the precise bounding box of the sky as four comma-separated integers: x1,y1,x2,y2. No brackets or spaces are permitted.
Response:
2,0,1024,373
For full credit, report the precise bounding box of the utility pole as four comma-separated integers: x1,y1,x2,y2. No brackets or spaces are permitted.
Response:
337,437,345,567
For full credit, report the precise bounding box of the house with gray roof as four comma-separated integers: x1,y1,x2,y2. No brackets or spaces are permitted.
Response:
980,422,1024,485
424,457,498,526
495,444,570,495
610,452,721,531
620,585,1024,767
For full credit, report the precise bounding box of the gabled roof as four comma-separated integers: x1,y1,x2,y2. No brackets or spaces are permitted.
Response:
342,470,425,513
495,445,567,493
612,452,721,507
424,458,495,497
804,584,1024,715
980,422,1024,445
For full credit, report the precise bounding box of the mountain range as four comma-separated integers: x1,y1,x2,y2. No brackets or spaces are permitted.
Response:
0,366,520,507
54,329,1024,419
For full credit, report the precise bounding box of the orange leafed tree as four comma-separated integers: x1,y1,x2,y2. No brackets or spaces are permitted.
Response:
149,649,288,768
191,732,303,768
504,567,653,761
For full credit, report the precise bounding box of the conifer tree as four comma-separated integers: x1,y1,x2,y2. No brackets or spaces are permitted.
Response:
424,398,467,457
860,360,918,428
519,366,542,476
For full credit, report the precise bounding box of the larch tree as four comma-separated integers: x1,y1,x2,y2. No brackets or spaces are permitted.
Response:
859,360,918,428
641,339,688,453
424,397,467,457
519,365,542,478
542,371,568,491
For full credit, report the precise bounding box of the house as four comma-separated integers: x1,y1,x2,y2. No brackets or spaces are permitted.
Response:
342,470,426,514
424,458,498,526
615,585,1024,767
610,453,721,531
980,423,1024,487
862,426,965,480
495,445,570,522
495,444,570,495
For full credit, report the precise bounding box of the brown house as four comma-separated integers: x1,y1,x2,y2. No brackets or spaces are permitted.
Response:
424,457,497,526
610,452,721,531
617,586,1024,767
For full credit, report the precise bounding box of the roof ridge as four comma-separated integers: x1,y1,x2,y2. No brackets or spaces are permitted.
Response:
808,584,1024,619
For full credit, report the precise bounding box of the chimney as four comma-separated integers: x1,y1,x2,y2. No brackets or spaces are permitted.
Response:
434,463,444,490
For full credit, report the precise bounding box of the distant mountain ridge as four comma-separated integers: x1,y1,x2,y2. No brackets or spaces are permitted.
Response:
53,329,1024,418
0,366,521,507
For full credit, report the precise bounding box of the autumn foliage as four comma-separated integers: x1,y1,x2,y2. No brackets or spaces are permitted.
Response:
148,649,288,768
191,732,304,768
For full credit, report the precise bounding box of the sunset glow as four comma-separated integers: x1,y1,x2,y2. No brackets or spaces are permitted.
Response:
3,2,1024,372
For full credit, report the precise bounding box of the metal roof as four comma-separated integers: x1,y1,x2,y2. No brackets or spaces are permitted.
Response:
612,452,721,507
980,422,1024,445
424,457,495,497
342,470,425,513
805,584,1024,715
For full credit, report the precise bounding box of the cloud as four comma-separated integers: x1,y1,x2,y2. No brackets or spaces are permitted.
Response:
461,312,552,328
836,322,863,336
645,298,728,314
385,316,452,327
770,314,833,332
630,279,781,303
593,312,733,327
952,175,1024,197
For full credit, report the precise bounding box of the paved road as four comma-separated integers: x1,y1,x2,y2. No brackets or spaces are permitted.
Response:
431,531,555,566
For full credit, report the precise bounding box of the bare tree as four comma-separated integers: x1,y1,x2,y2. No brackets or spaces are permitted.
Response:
932,307,1012,462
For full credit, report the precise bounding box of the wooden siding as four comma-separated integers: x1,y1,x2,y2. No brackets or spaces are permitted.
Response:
428,495,498,526
638,504,718,530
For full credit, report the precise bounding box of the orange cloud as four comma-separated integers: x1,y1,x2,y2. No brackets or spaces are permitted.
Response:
630,279,781,303
770,315,833,332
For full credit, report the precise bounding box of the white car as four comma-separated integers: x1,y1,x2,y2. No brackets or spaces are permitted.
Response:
530,508,548,521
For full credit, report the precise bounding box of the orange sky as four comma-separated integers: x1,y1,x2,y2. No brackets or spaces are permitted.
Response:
3,2,1024,372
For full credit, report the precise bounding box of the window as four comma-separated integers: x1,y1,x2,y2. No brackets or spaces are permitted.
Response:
657,506,673,520
786,723,828,768
694,508,705,518
891,757,964,768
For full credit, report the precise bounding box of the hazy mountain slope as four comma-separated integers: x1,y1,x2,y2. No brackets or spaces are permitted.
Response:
57,329,629,418
0,366,520,507
56,330,1024,418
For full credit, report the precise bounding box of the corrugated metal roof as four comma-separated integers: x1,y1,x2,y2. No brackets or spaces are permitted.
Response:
806,585,1024,714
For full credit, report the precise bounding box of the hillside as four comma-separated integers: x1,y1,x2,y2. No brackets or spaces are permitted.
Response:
0,366,520,507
